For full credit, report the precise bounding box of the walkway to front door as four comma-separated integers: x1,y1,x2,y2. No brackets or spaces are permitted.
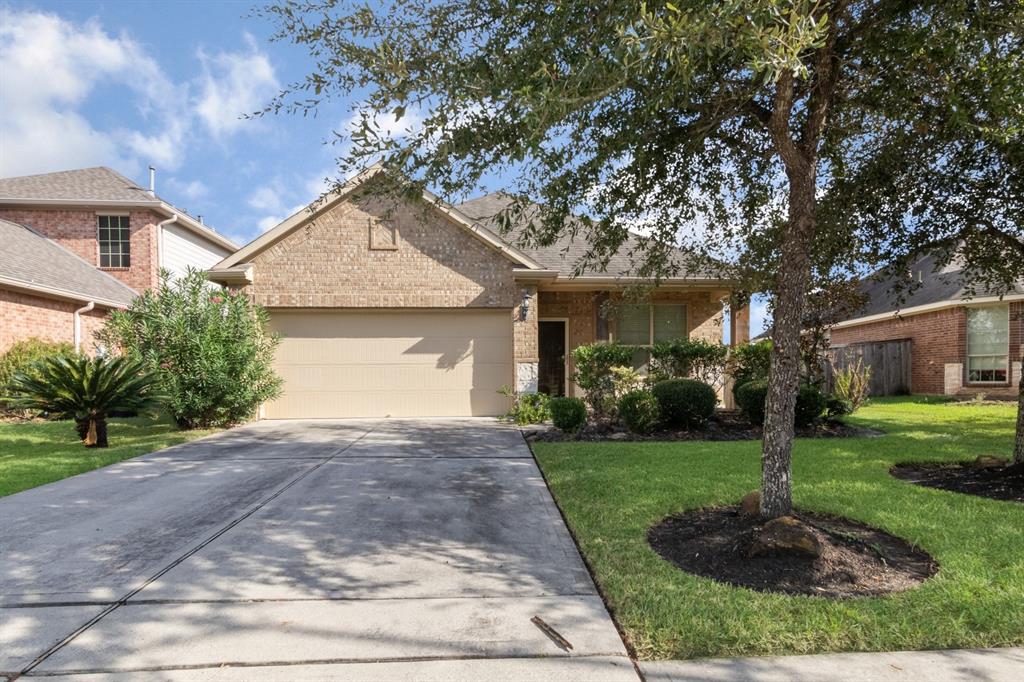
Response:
0,419,635,680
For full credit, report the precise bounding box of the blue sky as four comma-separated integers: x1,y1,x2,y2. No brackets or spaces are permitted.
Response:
0,0,770,335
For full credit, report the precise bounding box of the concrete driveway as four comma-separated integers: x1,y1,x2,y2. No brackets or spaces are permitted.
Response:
0,419,636,681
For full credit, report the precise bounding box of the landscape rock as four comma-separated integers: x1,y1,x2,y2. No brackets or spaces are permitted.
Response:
970,455,1008,469
748,516,822,559
739,491,761,517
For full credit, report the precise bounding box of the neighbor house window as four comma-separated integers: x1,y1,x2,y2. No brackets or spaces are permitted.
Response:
966,305,1009,383
617,304,687,369
98,215,130,268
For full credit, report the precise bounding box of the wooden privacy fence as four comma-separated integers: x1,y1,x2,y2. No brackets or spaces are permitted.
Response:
824,339,912,396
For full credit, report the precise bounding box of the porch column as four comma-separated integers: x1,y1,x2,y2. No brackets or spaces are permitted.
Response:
730,303,751,346
513,284,539,393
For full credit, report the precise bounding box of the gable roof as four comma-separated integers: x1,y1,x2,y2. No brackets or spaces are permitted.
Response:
215,164,543,271
456,192,722,282
0,218,138,308
0,167,237,251
836,251,1024,328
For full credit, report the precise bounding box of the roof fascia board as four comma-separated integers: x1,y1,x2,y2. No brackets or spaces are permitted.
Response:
0,276,129,309
207,264,254,285
833,293,1024,329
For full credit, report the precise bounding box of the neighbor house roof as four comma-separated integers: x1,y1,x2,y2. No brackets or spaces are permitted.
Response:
456,192,723,283
0,167,237,251
0,218,138,308
835,251,1024,329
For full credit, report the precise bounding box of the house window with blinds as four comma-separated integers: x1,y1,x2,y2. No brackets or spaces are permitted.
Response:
966,305,1009,383
98,215,131,268
617,303,687,370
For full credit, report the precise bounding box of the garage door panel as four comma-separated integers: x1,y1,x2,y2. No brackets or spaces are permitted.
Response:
266,310,513,418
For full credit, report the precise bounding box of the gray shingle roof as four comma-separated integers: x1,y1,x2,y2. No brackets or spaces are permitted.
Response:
855,251,1024,318
0,218,138,307
456,192,718,279
0,167,158,203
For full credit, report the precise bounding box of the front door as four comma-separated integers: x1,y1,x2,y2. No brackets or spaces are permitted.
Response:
538,320,566,396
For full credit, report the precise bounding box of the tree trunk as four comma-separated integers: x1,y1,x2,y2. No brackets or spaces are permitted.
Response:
761,169,817,519
75,418,89,442
84,418,97,447
1015,355,1024,465
95,417,109,448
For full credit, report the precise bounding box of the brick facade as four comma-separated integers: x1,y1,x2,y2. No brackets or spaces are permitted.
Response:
0,288,107,354
241,195,518,309
831,302,1024,396
0,207,159,292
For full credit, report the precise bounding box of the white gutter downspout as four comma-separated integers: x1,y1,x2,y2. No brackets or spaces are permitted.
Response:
156,214,178,272
74,301,95,353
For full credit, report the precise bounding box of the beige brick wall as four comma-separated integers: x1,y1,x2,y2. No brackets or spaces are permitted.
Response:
0,288,107,354
242,195,518,309
0,207,160,292
514,285,538,363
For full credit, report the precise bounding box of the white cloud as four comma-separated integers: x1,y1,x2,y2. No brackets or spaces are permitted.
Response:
165,177,210,202
0,9,280,179
247,184,286,213
195,34,279,138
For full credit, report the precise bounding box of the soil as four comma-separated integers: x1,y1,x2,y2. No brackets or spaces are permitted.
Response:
891,461,1024,502
524,410,883,443
647,506,937,598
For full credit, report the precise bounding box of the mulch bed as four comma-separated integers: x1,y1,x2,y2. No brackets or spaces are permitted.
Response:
647,506,937,598
891,461,1024,502
524,410,883,443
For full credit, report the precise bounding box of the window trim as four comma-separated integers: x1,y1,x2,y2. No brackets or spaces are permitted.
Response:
97,214,131,269
965,304,1010,385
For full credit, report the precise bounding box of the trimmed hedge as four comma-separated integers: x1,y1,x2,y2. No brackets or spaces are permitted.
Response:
618,390,660,434
550,396,587,433
652,378,716,429
736,380,827,427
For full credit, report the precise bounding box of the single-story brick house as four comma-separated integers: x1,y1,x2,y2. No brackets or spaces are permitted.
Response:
210,165,750,418
0,167,237,353
831,251,1024,398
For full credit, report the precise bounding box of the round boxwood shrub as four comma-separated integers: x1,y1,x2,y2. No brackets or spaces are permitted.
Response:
549,396,587,433
652,378,716,429
618,389,660,434
736,380,827,427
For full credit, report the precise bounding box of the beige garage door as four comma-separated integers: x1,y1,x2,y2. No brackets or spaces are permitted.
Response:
265,309,513,418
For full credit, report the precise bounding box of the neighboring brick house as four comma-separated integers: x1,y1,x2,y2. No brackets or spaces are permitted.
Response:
831,252,1024,398
0,167,237,353
209,165,749,418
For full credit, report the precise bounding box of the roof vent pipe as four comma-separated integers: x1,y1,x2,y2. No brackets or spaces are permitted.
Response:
148,166,156,197
197,215,203,225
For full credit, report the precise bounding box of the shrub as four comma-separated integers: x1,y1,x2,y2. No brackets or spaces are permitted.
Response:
610,365,646,399
735,380,768,425
500,387,551,424
795,384,827,426
826,396,854,418
652,378,717,429
728,340,772,393
736,380,827,427
650,339,728,389
831,358,871,412
550,396,587,433
3,355,163,447
618,390,660,434
97,269,282,429
571,342,635,419
0,338,74,410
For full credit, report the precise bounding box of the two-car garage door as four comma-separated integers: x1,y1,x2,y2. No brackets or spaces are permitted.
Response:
265,310,513,418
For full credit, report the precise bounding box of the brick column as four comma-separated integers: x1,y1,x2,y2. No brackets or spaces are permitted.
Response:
513,284,539,393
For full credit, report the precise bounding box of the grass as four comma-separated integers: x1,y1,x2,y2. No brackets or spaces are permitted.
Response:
532,396,1024,660
0,415,218,497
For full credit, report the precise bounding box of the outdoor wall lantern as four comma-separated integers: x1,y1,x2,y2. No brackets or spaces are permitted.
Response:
520,291,533,321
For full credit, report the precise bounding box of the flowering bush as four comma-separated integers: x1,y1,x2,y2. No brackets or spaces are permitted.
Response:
98,268,282,428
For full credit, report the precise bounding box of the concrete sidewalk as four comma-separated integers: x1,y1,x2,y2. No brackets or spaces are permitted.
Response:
640,647,1024,682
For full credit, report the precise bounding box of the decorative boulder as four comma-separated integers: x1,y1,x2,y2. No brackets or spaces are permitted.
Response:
748,516,822,558
739,491,761,517
970,455,1008,469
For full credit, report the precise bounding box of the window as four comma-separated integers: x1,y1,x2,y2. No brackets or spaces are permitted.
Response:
966,305,1009,383
98,215,130,268
617,304,687,369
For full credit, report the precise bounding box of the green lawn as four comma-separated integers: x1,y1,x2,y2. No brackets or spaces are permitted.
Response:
532,396,1024,660
0,416,218,497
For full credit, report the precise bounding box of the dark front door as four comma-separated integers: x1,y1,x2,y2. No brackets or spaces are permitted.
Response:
538,320,566,396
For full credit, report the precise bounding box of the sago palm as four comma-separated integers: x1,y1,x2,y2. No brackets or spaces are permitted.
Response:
4,355,164,447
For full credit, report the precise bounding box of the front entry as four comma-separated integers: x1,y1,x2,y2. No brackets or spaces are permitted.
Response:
538,320,567,396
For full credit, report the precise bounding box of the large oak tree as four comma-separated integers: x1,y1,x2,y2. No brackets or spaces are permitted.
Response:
259,0,1024,511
